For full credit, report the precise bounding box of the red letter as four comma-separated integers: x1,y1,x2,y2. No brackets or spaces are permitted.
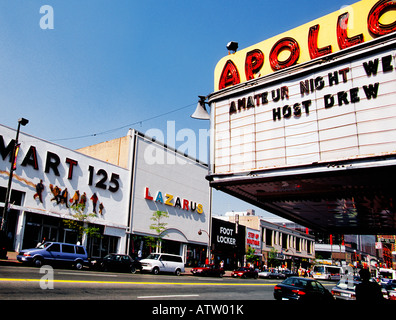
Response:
368,0,396,36
183,199,189,210
144,187,153,200
337,12,364,49
245,49,264,80
65,158,78,180
269,37,300,71
218,60,240,90
308,24,332,59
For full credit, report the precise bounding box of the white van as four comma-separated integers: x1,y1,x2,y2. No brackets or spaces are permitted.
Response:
140,253,185,276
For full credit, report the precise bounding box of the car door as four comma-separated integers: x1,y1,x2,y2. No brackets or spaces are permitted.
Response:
46,243,61,261
61,244,76,262
160,255,171,272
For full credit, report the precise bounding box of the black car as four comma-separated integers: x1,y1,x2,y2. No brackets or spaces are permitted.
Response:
92,253,141,273
274,277,334,301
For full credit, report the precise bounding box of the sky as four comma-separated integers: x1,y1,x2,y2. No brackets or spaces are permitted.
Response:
0,0,353,218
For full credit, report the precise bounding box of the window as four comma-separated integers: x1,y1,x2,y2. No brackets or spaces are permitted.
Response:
62,244,75,253
47,243,60,252
282,234,288,249
76,246,85,255
161,255,182,262
265,229,273,246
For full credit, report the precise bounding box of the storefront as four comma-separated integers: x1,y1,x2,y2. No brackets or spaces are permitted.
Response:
211,217,246,270
127,131,211,266
77,129,212,265
0,124,129,257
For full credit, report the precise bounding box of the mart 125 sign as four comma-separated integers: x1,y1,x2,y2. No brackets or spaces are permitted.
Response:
215,0,396,91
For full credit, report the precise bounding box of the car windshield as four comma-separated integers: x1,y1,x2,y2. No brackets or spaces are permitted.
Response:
146,254,160,260
313,266,325,273
37,242,52,249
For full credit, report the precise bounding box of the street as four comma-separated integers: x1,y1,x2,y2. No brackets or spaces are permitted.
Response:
0,264,286,300
0,264,380,319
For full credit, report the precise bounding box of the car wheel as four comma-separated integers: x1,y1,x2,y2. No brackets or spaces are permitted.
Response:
75,260,84,270
219,273,224,278
152,267,160,275
175,269,181,276
33,257,43,268
130,266,136,274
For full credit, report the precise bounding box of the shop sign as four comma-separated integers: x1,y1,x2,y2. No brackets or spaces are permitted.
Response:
144,187,203,214
214,0,396,91
215,226,237,246
246,228,261,254
0,135,121,193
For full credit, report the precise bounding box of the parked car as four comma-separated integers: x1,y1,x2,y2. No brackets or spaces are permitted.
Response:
282,269,298,278
258,269,272,279
17,242,88,269
231,267,258,279
191,264,225,277
274,277,334,301
91,253,141,273
140,253,185,275
266,269,284,279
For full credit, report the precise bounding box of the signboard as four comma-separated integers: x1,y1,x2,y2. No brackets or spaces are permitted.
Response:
0,124,129,228
212,36,396,174
211,218,245,250
214,0,396,92
130,135,210,244
246,228,261,255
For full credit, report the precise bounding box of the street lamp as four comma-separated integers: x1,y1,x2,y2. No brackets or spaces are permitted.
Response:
1,118,29,232
198,229,211,264
191,96,210,120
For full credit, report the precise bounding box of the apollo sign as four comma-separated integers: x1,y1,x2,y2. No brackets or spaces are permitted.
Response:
214,0,396,91
211,0,396,175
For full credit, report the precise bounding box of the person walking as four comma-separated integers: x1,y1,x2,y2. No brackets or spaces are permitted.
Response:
355,268,384,302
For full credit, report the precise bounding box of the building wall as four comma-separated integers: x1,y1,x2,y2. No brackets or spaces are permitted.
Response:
130,133,210,247
0,124,130,254
77,134,132,169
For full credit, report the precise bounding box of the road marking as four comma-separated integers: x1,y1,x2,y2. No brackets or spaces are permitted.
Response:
137,294,199,299
58,272,118,277
0,278,278,286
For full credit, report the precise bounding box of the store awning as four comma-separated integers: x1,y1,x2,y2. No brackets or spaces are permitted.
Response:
208,156,396,234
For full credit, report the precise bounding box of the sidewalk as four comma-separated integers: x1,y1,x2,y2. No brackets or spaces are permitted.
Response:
0,251,21,266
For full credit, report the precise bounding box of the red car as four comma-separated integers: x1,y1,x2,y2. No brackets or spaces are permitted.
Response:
191,264,225,277
232,267,258,279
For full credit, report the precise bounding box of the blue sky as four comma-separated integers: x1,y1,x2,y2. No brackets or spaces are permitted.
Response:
0,0,352,217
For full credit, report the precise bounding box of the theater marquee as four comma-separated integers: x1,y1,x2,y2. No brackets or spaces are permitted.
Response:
207,0,396,234
214,0,396,92
210,0,396,174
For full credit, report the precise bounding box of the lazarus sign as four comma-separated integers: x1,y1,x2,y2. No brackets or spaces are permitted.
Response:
214,0,396,91
144,187,204,214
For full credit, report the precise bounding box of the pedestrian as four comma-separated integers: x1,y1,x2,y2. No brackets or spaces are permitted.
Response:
355,268,384,302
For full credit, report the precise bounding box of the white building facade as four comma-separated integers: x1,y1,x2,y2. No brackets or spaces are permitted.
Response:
0,124,130,257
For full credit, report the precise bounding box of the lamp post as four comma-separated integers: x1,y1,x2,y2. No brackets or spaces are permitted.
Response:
198,229,211,264
1,118,29,232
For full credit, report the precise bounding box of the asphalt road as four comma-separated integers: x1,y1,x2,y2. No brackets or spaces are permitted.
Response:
0,265,285,300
